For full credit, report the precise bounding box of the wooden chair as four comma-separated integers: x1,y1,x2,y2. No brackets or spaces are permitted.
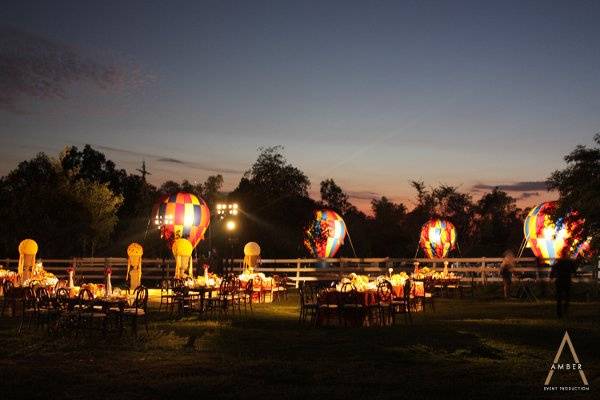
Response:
121,286,149,337
18,287,37,333
272,275,289,302
1,280,17,317
376,281,394,326
420,277,435,312
34,286,54,330
158,278,175,312
316,287,340,327
225,277,242,315
240,279,254,312
206,277,232,318
252,276,264,303
76,288,107,336
298,283,318,324
390,279,412,324
340,289,366,327
172,279,195,316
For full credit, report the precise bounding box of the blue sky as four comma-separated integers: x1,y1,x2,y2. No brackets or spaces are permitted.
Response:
1,0,599,210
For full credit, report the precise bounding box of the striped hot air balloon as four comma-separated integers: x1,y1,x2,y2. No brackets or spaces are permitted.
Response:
304,209,347,258
524,202,589,264
419,219,457,258
153,192,210,248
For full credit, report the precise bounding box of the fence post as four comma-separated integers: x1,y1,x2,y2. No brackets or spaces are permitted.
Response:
481,257,487,286
295,259,301,289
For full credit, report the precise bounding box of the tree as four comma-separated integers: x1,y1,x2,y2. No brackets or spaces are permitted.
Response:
60,145,127,193
231,146,315,257
548,134,600,249
69,180,123,256
470,188,522,255
201,175,224,205
243,146,310,198
320,179,352,214
370,197,409,256
406,182,478,255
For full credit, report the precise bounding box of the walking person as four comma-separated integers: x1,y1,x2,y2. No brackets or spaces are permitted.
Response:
500,250,515,299
550,251,578,318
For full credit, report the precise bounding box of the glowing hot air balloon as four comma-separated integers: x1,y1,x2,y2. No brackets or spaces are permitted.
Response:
304,209,347,258
419,219,457,258
524,202,590,264
153,192,210,248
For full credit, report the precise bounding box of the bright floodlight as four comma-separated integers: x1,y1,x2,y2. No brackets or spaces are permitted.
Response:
226,220,236,231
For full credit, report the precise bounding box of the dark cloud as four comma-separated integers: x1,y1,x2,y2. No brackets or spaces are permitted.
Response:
472,181,548,192
347,190,382,201
516,192,540,200
96,145,243,174
157,157,185,164
0,27,148,112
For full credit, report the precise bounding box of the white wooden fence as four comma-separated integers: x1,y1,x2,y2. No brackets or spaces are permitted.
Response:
2,257,598,288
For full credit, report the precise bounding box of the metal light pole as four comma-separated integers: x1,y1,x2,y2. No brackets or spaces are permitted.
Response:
215,203,239,273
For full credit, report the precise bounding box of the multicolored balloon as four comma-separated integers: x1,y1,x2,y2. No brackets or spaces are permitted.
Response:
524,202,590,263
153,192,210,248
419,219,457,258
304,209,347,258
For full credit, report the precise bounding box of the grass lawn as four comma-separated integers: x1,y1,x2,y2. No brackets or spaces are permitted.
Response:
0,292,598,400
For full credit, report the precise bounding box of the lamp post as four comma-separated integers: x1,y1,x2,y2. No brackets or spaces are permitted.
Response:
214,202,239,273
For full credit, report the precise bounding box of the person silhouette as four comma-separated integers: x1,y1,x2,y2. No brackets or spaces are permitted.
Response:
550,249,578,318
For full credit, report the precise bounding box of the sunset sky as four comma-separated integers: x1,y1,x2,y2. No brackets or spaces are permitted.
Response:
1,0,599,211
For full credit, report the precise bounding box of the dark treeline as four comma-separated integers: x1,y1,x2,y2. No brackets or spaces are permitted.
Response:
0,136,598,260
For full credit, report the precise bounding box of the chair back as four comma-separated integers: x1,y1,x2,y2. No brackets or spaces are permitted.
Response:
77,288,94,304
172,279,187,296
403,278,412,300
340,288,361,306
55,288,70,308
377,280,393,303
252,275,263,290
303,283,318,304
54,279,68,291
244,278,253,295
340,282,355,293
23,287,36,304
160,278,171,293
2,280,14,297
133,286,149,310
423,277,434,295
35,287,50,308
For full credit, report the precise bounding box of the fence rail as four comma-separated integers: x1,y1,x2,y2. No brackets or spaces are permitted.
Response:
2,257,598,288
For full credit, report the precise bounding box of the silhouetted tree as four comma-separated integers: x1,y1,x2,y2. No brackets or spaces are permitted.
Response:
548,134,600,249
470,188,522,256
230,146,315,257
320,179,352,214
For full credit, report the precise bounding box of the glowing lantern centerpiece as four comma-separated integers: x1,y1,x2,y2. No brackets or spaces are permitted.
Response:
243,242,261,274
304,209,347,258
153,192,211,248
172,238,194,279
18,239,38,284
419,219,457,258
524,202,590,264
126,243,143,291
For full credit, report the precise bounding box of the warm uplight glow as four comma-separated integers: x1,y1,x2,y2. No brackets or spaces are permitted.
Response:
226,220,236,231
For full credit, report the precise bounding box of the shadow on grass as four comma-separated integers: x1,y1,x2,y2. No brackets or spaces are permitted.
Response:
0,296,599,399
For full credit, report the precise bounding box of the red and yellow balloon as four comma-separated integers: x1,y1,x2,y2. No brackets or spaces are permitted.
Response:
304,209,347,258
153,192,210,248
524,202,590,263
419,219,457,258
